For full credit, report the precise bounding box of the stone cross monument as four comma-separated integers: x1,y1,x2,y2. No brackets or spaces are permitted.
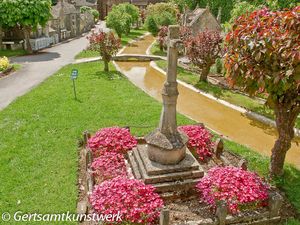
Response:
145,25,188,165
128,25,203,194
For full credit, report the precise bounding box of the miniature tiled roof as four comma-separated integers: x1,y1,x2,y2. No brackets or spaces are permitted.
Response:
51,0,78,19
74,0,96,7
187,8,207,26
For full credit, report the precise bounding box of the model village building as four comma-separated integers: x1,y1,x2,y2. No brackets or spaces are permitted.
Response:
2,0,96,51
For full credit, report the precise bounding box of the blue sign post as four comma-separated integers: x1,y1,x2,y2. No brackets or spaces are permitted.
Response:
71,69,79,100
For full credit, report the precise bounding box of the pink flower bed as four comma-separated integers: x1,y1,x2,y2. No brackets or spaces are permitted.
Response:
196,166,269,214
178,125,214,161
88,127,137,157
90,177,164,224
91,152,127,183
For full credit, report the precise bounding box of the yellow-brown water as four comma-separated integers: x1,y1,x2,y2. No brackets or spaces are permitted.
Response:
116,35,300,169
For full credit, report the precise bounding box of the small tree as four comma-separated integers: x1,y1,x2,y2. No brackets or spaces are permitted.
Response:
106,6,131,38
88,31,121,72
229,1,258,23
225,7,300,176
157,26,168,51
1,0,52,53
119,3,139,27
145,16,159,36
145,3,178,35
185,31,223,82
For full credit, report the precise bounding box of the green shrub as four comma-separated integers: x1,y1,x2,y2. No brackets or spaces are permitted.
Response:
91,9,100,19
118,3,139,25
145,16,159,36
106,7,131,38
229,1,258,23
215,58,224,74
80,6,92,13
145,2,178,35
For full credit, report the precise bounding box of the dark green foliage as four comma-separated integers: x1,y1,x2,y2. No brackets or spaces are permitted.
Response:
145,3,178,35
196,0,299,23
145,16,159,36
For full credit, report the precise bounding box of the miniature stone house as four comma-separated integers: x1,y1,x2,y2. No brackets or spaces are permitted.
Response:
186,7,222,35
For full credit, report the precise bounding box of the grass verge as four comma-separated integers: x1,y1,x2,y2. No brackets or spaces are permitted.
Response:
75,28,147,59
0,60,298,224
0,49,27,58
155,60,300,129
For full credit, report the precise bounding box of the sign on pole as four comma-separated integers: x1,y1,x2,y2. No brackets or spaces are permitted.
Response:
71,69,79,100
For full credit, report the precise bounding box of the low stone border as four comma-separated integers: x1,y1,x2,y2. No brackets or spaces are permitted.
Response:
0,66,14,79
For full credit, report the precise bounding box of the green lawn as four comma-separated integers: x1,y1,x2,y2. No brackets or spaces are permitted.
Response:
0,49,27,58
75,28,147,59
0,60,299,224
155,60,300,129
150,43,167,57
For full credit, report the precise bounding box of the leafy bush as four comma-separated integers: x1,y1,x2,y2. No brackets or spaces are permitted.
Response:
179,26,192,43
88,127,137,157
157,26,168,51
91,152,127,184
106,6,132,38
229,1,258,23
145,3,178,35
215,58,224,74
185,30,223,82
157,11,177,26
178,125,214,161
196,166,269,214
90,177,164,224
90,9,99,19
224,6,300,176
0,56,10,72
118,3,139,25
80,6,92,13
87,31,121,72
145,15,159,36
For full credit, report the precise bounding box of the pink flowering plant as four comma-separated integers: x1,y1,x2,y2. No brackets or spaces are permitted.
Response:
88,127,137,157
178,125,214,161
196,166,269,214
91,152,128,184
90,177,164,224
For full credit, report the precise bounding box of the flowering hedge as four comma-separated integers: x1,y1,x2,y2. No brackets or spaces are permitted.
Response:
88,127,137,157
0,56,10,72
178,125,214,161
91,152,127,183
90,177,164,224
196,166,269,214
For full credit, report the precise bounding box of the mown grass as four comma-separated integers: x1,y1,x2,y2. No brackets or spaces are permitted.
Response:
150,43,167,57
0,60,299,224
75,28,147,59
0,49,27,58
155,60,300,129
0,61,192,225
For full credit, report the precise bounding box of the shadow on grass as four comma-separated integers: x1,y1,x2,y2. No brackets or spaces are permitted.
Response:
95,70,124,80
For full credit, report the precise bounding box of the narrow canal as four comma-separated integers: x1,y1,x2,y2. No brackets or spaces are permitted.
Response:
115,35,300,169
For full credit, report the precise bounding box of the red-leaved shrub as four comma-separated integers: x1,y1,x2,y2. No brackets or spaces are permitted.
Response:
88,127,137,157
157,26,168,51
185,30,223,82
178,125,214,161
90,177,164,224
196,166,269,214
91,152,127,183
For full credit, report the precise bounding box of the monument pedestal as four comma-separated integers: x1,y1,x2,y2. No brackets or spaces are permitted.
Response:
127,144,204,193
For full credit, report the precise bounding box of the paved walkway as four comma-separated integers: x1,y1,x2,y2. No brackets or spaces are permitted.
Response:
0,21,109,111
